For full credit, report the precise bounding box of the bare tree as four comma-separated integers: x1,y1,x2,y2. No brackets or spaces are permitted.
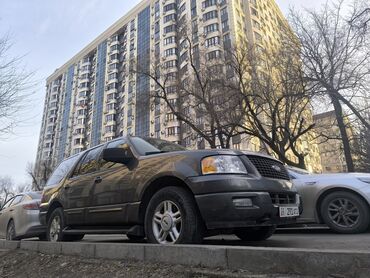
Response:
226,34,316,169
0,34,34,138
0,176,15,205
137,19,243,148
350,1,370,29
289,0,370,171
14,182,31,194
26,161,52,191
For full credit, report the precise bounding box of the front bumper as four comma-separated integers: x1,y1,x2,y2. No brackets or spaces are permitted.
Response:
196,192,298,229
188,175,300,230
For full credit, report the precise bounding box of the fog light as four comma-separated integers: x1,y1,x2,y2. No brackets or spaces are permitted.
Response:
233,198,253,208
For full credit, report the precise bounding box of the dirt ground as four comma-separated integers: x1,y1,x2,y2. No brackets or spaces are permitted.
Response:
0,249,316,278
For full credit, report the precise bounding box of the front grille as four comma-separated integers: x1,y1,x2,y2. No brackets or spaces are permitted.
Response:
246,155,290,180
270,193,297,205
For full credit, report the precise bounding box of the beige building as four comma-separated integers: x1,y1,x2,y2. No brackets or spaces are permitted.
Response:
35,0,321,183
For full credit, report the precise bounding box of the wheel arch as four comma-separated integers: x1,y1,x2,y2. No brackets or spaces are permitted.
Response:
46,200,64,224
7,218,14,230
6,218,15,238
138,175,199,224
315,187,370,224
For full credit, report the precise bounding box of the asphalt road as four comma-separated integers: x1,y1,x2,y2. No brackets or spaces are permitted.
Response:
81,227,370,251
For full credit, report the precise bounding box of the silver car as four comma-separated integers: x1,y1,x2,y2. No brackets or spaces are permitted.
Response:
0,192,46,240
288,167,370,233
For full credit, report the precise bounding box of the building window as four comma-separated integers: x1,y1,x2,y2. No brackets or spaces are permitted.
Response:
105,114,115,122
164,36,176,45
207,50,222,60
155,1,160,19
164,48,177,57
164,3,176,12
203,10,218,21
164,60,178,69
164,13,177,23
204,23,219,34
205,36,220,47
167,126,180,136
202,0,217,9
164,24,176,34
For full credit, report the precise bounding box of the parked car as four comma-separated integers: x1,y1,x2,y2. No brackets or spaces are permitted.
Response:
40,136,300,244
288,167,370,233
0,192,45,240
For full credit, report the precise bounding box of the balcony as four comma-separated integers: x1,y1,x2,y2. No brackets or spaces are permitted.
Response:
78,86,89,93
110,49,120,55
103,131,115,138
81,60,91,67
107,78,119,84
109,58,120,65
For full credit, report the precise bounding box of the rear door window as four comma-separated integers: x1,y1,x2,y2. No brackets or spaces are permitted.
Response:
46,154,81,186
10,195,23,207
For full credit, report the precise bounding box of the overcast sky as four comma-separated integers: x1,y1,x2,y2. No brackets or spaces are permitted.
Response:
0,0,327,185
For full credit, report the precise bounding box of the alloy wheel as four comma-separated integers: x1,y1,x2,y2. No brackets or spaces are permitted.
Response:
49,215,61,242
6,223,15,241
328,198,360,228
152,200,182,244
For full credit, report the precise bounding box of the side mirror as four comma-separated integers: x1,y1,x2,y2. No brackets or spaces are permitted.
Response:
102,147,134,165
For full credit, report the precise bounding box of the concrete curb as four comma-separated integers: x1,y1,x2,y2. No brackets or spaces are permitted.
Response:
1,240,369,277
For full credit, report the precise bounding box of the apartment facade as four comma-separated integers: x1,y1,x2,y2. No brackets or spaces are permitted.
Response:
313,110,357,173
35,0,321,183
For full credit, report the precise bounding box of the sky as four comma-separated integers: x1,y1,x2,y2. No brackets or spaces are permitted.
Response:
0,0,327,185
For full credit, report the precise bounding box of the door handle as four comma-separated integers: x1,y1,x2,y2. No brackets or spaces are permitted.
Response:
9,209,14,212
95,176,103,184
64,184,72,190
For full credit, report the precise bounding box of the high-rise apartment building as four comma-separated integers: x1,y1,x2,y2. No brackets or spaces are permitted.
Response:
35,0,321,183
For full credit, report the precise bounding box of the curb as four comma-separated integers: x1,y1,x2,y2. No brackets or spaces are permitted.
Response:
1,239,369,277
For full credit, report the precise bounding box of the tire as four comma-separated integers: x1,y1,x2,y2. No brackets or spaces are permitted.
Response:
47,207,66,242
38,234,47,241
6,220,17,241
235,226,276,241
145,186,204,244
320,191,370,234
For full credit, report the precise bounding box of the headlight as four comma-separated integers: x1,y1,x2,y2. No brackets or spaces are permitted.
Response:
201,155,248,175
358,177,370,184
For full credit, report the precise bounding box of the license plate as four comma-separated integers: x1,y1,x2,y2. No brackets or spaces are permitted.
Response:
279,206,299,218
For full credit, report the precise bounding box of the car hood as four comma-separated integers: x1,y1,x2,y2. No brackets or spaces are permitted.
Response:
295,172,370,181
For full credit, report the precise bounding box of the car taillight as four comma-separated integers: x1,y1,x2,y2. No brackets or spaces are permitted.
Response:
23,202,39,210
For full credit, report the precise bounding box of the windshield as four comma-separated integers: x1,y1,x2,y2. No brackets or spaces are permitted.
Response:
131,137,187,156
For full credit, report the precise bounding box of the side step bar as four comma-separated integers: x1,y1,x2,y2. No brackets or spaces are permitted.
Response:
62,225,145,236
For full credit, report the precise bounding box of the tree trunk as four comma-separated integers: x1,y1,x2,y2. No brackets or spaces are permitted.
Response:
331,95,355,172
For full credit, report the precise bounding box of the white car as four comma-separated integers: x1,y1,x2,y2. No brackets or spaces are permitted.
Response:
288,167,370,234
0,192,45,240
